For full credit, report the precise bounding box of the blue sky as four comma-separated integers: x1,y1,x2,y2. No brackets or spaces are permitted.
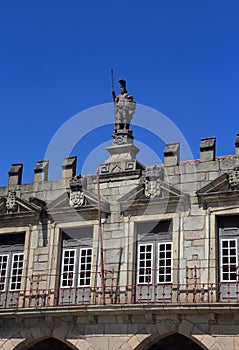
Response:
1,1,239,185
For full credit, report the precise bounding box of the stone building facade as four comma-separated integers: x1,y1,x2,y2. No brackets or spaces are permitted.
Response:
0,87,239,349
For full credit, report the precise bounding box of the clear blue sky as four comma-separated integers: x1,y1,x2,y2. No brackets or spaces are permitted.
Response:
1,1,239,185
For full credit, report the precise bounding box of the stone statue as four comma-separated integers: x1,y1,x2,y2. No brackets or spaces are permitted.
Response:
112,79,136,130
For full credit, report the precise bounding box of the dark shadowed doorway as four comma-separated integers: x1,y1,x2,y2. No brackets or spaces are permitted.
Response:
149,334,204,350
27,338,73,350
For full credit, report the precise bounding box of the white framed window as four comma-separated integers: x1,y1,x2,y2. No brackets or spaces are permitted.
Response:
61,249,76,288
9,253,24,291
157,242,172,284
61,248,93,288
79,248,93,287
136,220,173,287
137,242,173,285
137,243,153,284
60,226,93,291
0,255,9,292
0,233,25,296
220,239,238,282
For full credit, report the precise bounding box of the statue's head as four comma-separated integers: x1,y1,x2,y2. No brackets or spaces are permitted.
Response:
118,78,127,93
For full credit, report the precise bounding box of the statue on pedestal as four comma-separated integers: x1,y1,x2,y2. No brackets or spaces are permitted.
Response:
112,78,136,131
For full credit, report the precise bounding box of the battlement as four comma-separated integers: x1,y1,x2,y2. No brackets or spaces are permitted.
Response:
2,134,238,191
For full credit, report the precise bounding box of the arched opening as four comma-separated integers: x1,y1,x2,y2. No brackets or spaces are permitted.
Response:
148,334,205,350
25,338,73,350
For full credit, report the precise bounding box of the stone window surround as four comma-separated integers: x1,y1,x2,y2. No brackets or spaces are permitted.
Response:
136,242,173,285
60,247,93,288
208,207,239,286
131,213,180,286
0,226,30,294
54,221,99,291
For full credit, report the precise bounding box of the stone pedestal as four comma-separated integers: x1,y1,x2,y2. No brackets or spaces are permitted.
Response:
99,129,144,176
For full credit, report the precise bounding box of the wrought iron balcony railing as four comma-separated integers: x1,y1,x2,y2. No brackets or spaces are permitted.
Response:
0,266,238,309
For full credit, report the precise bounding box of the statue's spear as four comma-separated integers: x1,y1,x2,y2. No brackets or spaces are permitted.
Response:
111,69,116,101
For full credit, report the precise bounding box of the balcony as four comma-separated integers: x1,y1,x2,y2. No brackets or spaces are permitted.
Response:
0,266,238,309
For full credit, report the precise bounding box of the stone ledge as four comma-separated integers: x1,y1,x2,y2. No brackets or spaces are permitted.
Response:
1,303,239,319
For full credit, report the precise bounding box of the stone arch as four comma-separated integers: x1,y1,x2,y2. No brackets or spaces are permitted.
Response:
9,320,95,350
118,319,221,350
12,333,94,350
13,337,77,350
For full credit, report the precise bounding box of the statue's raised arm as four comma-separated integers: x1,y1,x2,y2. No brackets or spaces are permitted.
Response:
113,78,136,130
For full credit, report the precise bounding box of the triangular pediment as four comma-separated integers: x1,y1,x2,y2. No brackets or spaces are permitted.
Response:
197,173,230,195
0,193,46,225
117,180,189,215
197,172,239,207
47,189,110,213
0,195,44,214
118,179,187,203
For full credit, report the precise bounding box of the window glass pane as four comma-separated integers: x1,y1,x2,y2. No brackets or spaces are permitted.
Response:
0,255,9,291
221,239,238,282
61,249,76,288
222,241,228,248
78,248,92,287
10,253,24,290
157,243,172,283
137,244,153,284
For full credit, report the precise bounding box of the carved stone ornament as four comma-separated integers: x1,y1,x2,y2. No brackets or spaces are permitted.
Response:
114,134,128,145
145,178,161,198
69,175,85,208
6,191,18,212
228,167,239,191
111,163,123,173
69,175,83,190
69,191,85,208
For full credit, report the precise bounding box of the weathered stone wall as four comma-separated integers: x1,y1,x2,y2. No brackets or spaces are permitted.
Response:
0,135,239,349
0,306,239,349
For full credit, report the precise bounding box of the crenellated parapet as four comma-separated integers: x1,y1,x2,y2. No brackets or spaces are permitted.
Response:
0,134,238,209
